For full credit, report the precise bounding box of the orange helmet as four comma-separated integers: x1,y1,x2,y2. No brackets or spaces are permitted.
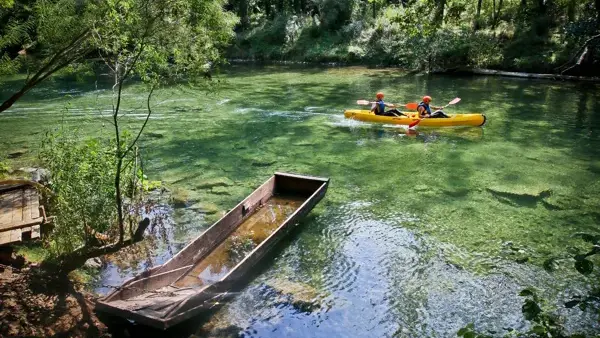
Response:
423,96,432,103
376,92,384,99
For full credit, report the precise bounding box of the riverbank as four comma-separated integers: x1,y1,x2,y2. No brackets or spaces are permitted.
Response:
227,8,600,78
227,59,600,83
0,257,110,337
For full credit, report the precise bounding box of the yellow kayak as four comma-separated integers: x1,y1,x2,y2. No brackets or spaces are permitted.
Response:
343,110,486,127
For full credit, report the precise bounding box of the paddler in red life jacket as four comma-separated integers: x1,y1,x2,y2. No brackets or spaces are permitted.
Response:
417,96,448,118
371,92,406,117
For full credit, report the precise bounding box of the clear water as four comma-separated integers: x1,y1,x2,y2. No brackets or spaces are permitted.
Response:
1,65,599,337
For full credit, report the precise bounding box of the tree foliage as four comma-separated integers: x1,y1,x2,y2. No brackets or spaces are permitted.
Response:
39,129,147,266
228,0,600,75
0,0,237,113
22,0,237,275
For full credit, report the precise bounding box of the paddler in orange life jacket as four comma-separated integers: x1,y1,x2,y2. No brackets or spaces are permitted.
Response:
417,96,449,118
371,92,406,117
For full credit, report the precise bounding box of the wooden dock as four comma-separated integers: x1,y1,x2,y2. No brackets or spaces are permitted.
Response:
0,183,48,245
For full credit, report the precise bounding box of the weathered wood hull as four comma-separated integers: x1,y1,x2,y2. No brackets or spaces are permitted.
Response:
96,172,329,329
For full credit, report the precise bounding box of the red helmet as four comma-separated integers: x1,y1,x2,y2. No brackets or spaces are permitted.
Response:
423,96,432,103
376,92,384,99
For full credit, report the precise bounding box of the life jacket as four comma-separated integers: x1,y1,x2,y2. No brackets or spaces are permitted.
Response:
376,99,385,114
418,102,431,116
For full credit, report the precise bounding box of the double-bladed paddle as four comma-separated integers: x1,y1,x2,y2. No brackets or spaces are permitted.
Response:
356,100,419,111
408,97,461,129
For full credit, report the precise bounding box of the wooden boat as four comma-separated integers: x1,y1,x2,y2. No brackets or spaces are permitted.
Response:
96,172,329,329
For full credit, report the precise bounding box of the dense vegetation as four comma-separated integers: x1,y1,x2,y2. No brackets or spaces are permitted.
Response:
227,0,600,75
0,0,236,275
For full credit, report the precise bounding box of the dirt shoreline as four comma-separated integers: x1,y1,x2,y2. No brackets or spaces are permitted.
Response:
0,261,110,338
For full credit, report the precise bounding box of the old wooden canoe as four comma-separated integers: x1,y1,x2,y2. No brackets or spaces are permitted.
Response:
96,172,329,329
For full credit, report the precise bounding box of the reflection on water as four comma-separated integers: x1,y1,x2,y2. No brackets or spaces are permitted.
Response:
176,195,303,287
1,65,599,336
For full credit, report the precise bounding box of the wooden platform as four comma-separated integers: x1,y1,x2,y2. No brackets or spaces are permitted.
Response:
0,184,47,245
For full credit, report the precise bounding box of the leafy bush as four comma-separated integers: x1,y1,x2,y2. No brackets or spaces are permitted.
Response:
39,128,143,259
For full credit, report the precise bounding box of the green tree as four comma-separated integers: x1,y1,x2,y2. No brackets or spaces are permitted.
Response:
37,0,237,276
0,0,96,113
0,0,13,8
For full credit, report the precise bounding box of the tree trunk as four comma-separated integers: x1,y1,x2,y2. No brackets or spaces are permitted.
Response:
239,0,249,30
0,29,90,114
433,0,446,24
276,0,284,13
474,0,483,30
493,0,503,27
372,1,376,19
40,218,150,276
265,0,271,18
566,0,575,21
596,0,600,28
300,0,305,13
0,88,28,113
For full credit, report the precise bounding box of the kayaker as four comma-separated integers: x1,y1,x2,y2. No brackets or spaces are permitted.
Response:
417,96,449,118
371,92,405,117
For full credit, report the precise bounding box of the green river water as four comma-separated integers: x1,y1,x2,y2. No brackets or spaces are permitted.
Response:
1,65,599,337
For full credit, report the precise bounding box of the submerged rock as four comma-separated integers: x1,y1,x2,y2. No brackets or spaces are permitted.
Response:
170,187,195,208
292,142,315,147
210,186,231,195
146,131,166,139
7,149,27,159
196,177,234,189
264,278,322,313
84,257,103,269
251,160,276,167
487,186,552,208
17,167,50,183
413,184,429,192
189,202,220,215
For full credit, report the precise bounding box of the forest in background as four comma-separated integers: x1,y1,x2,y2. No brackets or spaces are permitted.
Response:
226,0,600,75
2,0,600,76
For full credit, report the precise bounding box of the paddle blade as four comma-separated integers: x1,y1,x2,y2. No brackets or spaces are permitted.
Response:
408,119,422,128
356,100,371,105
405,102,418,110
448,97,461,105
